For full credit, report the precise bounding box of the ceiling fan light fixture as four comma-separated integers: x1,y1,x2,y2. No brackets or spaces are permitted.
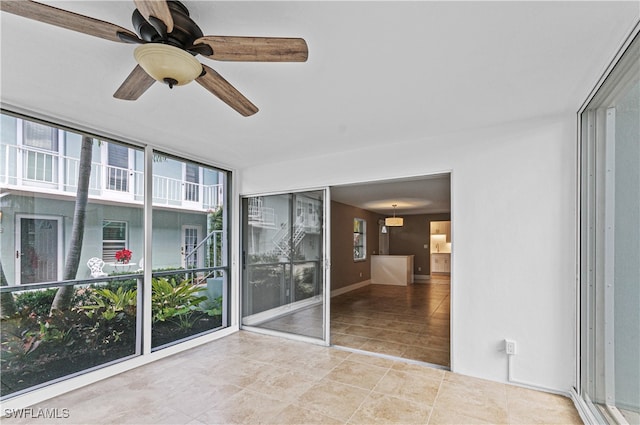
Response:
134,44,202,87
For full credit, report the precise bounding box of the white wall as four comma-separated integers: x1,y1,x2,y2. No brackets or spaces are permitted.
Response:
239,114,577,392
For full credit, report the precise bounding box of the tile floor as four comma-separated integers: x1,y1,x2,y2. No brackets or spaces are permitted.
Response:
4,331,583,424
331,277,451,367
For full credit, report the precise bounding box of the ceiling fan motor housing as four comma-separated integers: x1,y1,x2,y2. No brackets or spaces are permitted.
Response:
133,1,203,51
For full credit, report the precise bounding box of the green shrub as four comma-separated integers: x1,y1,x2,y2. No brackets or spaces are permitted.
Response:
80,287,137,321
199,295,223,317
151,277,207,327
13,289,57,316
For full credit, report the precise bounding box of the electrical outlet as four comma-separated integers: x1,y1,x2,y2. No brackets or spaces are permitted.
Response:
418,267,422,271
505,339,516,355
359,272,363,277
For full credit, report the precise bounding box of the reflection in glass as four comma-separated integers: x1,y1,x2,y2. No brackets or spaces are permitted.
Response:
242,191,324,340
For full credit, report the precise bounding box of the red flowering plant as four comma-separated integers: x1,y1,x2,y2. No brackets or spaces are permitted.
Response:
115,248,132,264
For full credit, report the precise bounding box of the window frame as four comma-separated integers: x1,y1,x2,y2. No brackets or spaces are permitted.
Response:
353,218,366,262
578,26,640,425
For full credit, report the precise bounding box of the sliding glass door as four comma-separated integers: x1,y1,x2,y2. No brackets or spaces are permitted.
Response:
241,190,329,343
580,30,639,424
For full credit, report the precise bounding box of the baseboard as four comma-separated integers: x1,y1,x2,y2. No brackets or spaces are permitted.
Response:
414,274,430,282
331,279,371,297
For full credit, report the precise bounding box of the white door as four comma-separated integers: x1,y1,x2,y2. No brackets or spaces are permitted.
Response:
16,215,63,284
182,225,201,268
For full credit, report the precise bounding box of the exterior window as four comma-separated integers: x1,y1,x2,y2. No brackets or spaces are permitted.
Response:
22,120,59,183
354,218,366,261
184,163,199,202
102,220,127,262
107,143,129,191
23,120,58,151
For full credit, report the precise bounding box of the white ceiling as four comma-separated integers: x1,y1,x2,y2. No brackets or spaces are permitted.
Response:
1,1,638,214
331,173,451,215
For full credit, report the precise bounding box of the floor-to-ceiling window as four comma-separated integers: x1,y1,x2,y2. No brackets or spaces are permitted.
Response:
0,112,231,399
150,152,229,350
579,29,639,425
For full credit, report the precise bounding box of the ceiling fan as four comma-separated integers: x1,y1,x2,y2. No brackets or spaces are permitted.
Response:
0,0,309,116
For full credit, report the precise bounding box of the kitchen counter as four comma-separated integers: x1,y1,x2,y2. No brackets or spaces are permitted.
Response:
371,255,414,286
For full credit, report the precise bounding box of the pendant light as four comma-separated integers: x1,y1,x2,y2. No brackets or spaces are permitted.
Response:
385,204,404,227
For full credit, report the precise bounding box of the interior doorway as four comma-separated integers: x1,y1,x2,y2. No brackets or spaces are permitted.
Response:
329,173,451,367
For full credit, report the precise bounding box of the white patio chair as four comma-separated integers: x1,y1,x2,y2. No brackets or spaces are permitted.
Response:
87,257,108,278
135,258,144,273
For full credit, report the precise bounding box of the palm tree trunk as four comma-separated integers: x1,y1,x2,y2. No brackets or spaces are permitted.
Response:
50,136,93,312
0,260,17,317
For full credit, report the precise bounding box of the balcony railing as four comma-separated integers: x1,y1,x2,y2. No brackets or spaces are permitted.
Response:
247,203,277,228
0,144,223,210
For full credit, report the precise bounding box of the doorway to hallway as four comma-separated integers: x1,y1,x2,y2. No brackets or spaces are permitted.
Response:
331,275,450,367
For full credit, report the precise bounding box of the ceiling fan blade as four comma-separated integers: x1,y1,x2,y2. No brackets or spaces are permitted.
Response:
113,65,155,100
194,36,308,62
196,64,258,117
0,1,139,43
133,0,174,34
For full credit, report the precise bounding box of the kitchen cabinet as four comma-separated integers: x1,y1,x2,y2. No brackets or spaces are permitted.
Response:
431,253,451,274
430,220,451,242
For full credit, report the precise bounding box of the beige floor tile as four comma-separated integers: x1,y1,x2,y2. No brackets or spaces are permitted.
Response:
171,384,246,417
434,380,509,424
4,330,581,425
331,332,370,349
104,403,194,425
348,392,431,425
197,388,289,425
508,405,583,425
246,367,318,402
373,369,441,406
270,404,343,424
391,361,446,381
428,408,495,424
507,385,582,424
360,339,408,357
345,351,396,368
286,350,351,379
297,379,370,421
325,359,389,390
